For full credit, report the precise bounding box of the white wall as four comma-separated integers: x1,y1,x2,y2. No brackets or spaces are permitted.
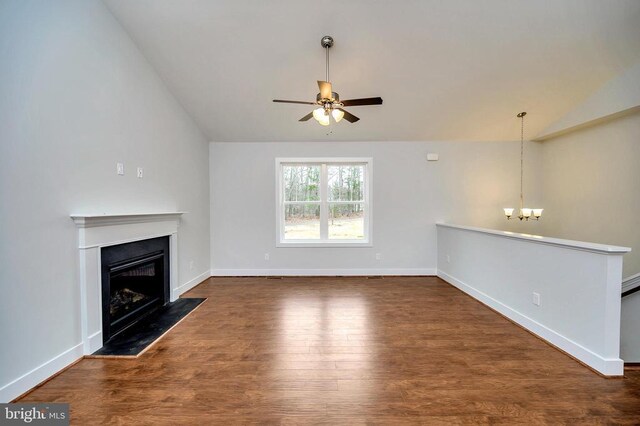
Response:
210,141,543,274
0,0,210,401
437,224,626,376
539,111,640,278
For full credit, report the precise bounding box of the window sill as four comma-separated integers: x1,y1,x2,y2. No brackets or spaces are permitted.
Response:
277,240,372,248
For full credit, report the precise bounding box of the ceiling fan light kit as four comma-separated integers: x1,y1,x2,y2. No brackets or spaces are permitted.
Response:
273,35,383,125
504,112,543,221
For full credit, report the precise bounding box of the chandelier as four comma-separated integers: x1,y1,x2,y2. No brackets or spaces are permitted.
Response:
504,112,543,221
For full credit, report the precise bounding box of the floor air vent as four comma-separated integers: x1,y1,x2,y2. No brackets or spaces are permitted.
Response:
367,276,384,280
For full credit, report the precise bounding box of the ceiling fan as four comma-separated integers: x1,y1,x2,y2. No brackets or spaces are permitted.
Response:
273,35,383,126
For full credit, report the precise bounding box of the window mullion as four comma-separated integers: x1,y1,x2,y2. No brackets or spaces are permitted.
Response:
320,163,328,240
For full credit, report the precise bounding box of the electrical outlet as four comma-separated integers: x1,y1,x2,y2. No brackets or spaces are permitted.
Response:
137,167,144,178
375,253,382,260
264,253,270,261
116,162,124,175
446,255,451,263
189,260,194,270
532,292,541,306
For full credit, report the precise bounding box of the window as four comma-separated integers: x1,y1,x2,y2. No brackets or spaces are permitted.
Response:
276,158,372,247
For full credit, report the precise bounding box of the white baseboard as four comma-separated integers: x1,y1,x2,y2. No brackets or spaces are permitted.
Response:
210,268,436,277
173,269,210,298
622,272,640,294
0,342,84,403
86,331,103,355
437,269,624,376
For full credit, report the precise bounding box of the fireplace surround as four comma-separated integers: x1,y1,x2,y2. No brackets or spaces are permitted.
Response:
71,212,184,354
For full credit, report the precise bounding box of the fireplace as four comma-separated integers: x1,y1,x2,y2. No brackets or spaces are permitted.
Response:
101,236,170,342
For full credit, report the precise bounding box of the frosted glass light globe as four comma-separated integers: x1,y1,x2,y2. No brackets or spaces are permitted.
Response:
331,108,345,123
312,107,326,122
318,115,330,126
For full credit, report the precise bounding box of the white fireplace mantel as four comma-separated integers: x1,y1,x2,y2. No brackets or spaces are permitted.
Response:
71,212,186,228
71,212,184,354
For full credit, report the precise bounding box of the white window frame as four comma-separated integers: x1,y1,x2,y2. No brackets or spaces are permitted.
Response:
275,157,373,248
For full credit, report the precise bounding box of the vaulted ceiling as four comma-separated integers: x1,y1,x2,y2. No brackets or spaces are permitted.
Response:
104,0,640,142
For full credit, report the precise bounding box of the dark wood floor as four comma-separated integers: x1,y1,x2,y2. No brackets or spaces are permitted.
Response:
19,276,640,424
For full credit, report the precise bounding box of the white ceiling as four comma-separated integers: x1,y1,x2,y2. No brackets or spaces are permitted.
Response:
104,0,640,142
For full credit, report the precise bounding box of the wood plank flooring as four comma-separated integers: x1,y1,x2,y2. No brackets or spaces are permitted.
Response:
18,276,640,424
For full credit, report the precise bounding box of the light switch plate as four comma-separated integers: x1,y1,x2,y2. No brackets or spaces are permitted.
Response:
137,167,143,178
116,163,124,175
427,153,439,161
532,292,541,306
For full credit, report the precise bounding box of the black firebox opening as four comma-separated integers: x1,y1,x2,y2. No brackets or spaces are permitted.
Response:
101,236,170,343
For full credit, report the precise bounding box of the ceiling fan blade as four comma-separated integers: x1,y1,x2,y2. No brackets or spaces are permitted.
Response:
341,97,383,107
273,99,317,105
318,81,333,99
339,108,360,123
299,112,314,122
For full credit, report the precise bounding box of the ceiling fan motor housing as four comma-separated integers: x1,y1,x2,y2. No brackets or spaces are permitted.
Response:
316,92,340,103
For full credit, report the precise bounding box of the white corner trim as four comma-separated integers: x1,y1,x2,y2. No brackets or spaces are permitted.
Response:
437,269,624,376
0,342,83,403
211,268,436,277
622,272,640,294
173,270,211,298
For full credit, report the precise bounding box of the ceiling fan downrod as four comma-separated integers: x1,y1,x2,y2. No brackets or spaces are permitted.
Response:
321,35,333,83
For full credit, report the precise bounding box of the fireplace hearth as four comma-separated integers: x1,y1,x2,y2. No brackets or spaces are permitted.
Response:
101,237,170,343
